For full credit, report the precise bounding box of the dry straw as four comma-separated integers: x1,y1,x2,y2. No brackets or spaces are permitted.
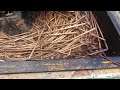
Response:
0,11,108,61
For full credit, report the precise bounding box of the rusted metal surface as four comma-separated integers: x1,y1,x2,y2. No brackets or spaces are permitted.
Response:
0,57,119,74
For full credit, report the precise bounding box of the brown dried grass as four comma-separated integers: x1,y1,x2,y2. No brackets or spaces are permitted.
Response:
0,11,108,61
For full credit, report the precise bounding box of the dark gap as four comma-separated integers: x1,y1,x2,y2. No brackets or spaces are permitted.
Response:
92,11,120,56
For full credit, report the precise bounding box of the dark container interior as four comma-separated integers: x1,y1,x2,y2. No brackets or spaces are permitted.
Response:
93,11,120,57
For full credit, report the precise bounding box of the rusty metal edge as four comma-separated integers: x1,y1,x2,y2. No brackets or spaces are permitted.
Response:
0,57,119,74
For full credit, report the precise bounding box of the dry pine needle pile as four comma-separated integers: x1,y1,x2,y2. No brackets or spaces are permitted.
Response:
0,11,107,61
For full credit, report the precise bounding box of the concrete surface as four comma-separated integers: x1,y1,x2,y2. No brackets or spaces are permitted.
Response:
0,68,120,79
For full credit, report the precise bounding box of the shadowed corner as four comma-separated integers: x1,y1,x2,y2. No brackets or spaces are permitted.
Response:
0,11,40,36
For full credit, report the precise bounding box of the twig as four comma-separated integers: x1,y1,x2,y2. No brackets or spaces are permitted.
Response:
28,29,43,59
